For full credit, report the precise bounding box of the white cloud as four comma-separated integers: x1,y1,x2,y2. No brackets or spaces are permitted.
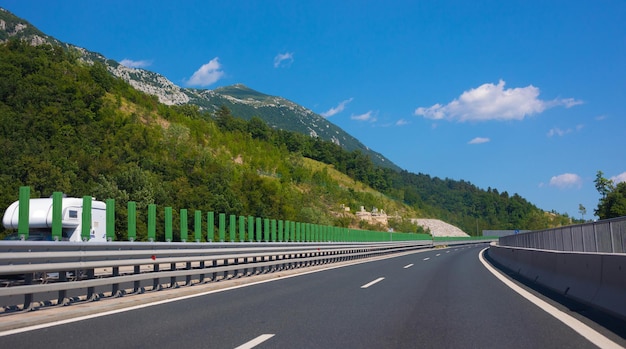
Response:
547,124,584,137
395,119,410,126
120,59,152,68
351,111,376,122
468,137,490,144
414,80,582,122
186,58,225,87
547,127,571,137
610,172,626,184
549,173,583,189
321,98,353,117
274,52,294,68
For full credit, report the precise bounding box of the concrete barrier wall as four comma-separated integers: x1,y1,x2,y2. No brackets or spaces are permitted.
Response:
488,245,626,320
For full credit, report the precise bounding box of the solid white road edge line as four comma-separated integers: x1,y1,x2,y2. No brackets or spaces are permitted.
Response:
403,264,414,269
478,247,622,349
361,277,385,289
234,334,275,349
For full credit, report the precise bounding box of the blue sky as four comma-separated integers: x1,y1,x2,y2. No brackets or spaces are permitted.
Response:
2,1,625,220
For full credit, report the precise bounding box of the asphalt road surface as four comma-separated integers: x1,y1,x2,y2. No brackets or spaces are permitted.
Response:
1,244,624,348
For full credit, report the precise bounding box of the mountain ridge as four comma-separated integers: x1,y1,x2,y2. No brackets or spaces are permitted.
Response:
0,8,397,170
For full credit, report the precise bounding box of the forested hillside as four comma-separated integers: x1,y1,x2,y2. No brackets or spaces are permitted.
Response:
0,40,575,239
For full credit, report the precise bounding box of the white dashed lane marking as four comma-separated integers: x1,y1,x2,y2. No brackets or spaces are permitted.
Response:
235,334,275,349
361,277,385,289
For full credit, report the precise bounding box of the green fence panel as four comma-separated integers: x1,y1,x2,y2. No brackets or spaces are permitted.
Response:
207,212,214,242
18,186,29,239
255,217,262,242
51,192,62,241
296,222,301,242
194,210,202,242
180,209,188,242
229,214,236,242
106,199,115,241
81,196,92,241
128,201,136,242
239,216,246,242
278,220,284,242
263,218,269,242
248,216,254,242
283,220,290,242
148,204,156,242
291,221,296,242
164,207,173,242
271,219,277,242
219,213,226,242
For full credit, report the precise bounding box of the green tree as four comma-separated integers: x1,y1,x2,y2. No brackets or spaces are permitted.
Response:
594,171,614,199
578,204,586,221
596,182,626,219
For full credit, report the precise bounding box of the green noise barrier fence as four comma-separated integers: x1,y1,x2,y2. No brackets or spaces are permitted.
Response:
9,186,430,243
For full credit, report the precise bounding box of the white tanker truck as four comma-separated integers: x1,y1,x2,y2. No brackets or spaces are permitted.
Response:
2,197,107,242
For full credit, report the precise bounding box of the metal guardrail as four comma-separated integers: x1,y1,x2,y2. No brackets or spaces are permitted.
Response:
498,216,626,254
0,241,433,313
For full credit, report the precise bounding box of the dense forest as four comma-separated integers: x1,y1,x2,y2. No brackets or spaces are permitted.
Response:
0,41,576,240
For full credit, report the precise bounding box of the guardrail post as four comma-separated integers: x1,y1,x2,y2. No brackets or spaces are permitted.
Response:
52,191,63,241
219,213,226,242
148,204,156,242
194,210,202,242
181,209,188,242
207,212,214,242
81,196,92,241
128,201,136,242
106,199,115,241
164,207,173,242
18,186,30,240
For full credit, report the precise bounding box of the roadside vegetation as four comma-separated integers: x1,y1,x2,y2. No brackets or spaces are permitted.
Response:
0,40,578,240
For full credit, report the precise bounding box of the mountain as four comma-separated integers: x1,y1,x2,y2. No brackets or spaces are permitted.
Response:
0,8,579,235
0,8,398,171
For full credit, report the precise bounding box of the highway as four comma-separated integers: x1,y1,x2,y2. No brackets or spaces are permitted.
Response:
1,244,624,348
